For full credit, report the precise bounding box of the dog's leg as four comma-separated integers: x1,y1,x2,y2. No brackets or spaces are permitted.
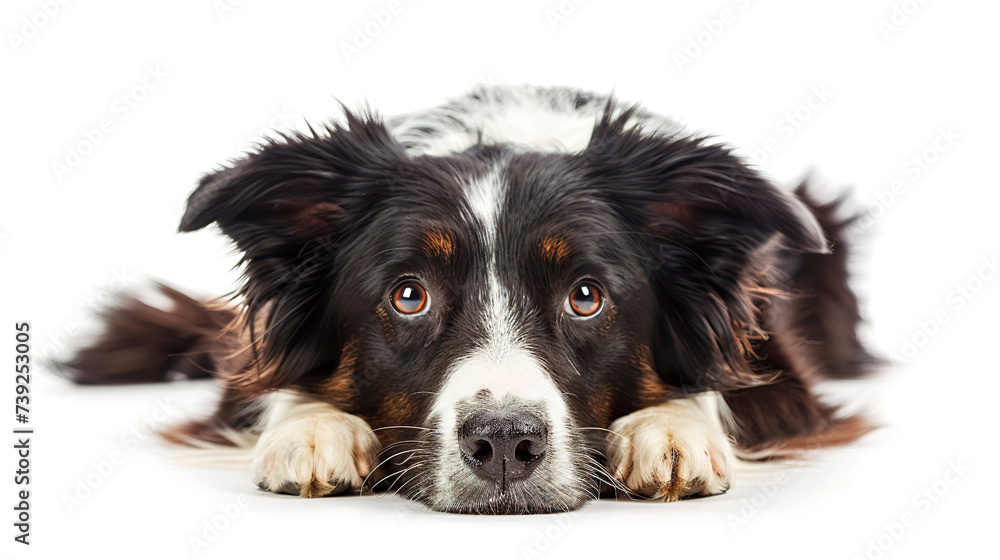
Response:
606,393,734,501
251,395,381,498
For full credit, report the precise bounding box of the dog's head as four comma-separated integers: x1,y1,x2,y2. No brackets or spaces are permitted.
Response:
180,107,826,513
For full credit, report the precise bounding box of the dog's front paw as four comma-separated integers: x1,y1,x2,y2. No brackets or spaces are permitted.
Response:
607,397,734,501
251,402,380,498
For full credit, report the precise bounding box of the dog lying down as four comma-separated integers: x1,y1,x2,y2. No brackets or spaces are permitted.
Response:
62,85,876,514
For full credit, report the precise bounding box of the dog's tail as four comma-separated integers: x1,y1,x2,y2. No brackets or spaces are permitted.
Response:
58,284,270,455
56,283,237,385
784,180,881,379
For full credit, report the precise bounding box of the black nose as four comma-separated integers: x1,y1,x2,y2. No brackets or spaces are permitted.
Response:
458,411,548,485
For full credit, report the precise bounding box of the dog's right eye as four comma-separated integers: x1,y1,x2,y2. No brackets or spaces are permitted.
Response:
391,282,428,315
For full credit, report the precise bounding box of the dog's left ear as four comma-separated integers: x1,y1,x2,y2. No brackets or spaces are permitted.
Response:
584,110,828,391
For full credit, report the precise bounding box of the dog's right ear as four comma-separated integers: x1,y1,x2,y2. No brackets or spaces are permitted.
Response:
180,110,404,254
178,110,406,390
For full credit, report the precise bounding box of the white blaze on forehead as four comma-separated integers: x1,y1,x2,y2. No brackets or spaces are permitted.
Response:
463,165,505,246
460,164,520,358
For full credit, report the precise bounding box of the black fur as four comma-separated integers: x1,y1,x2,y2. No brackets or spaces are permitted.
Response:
61,90,874,513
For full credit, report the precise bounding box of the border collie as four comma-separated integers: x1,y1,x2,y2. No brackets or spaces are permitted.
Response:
63,84,875,514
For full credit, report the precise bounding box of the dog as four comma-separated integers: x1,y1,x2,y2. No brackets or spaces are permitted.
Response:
62,84,876,514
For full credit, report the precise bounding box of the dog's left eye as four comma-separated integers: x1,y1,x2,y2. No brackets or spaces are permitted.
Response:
566,282,603,317
391,282,428,315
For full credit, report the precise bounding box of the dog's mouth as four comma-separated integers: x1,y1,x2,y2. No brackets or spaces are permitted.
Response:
417,479,569,515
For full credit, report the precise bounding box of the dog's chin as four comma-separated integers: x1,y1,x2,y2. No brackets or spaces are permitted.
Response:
415,479,592,515
393,461,593,514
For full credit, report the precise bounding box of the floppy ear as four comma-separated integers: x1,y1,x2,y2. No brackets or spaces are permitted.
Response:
584,108,828,391
180,110,405,389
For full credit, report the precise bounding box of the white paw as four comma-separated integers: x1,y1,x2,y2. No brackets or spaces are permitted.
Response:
251,401,380,498
607,396,734,501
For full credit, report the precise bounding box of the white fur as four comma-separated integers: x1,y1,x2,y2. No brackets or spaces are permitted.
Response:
430,346,576,506
256,388,300,431
462,165,505,245
607,393,735,500
425,166,576,506
251,394,380,497
388,84,688,157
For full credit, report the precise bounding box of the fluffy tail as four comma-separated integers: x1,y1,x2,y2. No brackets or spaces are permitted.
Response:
57,284,236,385
57,284,272,451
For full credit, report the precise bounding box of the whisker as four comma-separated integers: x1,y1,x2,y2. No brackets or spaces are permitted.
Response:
370,461,426,494
374,440,429,457
369,425,434,433
583,457,634,499
393,469,431,498
362,447,427,491
382,461,427,493
573,426,635,448
578,446,635,498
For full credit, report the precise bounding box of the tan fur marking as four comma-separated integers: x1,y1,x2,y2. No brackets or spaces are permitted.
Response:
539,236,570,263
649,202,693,226
375,306,395,344
321,339,359,403
732,280,783,362
585,389,614,428
636,344,672,406
600,305,618,338
377,393,418,426
765,415,875,454
222,308,282,394
421,229,455,259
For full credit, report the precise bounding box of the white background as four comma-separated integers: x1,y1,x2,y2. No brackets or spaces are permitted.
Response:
3,1,999,559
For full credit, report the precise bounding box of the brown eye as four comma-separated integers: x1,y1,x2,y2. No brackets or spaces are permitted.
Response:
391,282,428,315
568,282,603,317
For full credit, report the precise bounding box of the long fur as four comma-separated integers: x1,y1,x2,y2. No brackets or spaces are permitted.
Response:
57,284,235,385
59,84,877,512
